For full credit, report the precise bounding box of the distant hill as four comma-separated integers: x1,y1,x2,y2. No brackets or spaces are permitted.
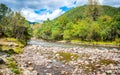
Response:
27,21,39,25
54,5,120,23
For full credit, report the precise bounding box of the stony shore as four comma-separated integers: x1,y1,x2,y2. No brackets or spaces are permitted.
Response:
14,44,120,75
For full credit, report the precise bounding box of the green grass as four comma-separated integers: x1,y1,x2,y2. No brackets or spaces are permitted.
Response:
55,52,79,62
0,38,24,54
13,47,23,54
0,38,24,47
7,57,21,74
71,39,120,46
1,46,23,54
98,59,119,65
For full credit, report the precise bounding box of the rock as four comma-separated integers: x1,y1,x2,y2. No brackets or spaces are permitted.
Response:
96,71,101,75
106,70,112,74
61,70,65,74
101,73,106,75
46,65,52,69
23,70,31,75
64,71,69,75
0,58,5,64
27,61,32,65
95,64,101,68
46,73,52,75
32,70,38,75
14,43,120,75
27,67,33,71
0,72,3,75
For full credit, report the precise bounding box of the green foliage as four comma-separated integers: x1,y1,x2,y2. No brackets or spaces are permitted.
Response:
0,38,24,54
110,15,120,40
63,22,74,40
56,52,79,62
51,26,63,40
1,46,23,55
7,58,20,74
35,5,120,44
13,47,23,54
84,0,102,21
87,22,101,41
73,21,89,40
0,4,32,45
98,59,119,65
98,15,112,41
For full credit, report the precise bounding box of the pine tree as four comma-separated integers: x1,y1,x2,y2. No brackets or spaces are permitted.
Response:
84,0,102,21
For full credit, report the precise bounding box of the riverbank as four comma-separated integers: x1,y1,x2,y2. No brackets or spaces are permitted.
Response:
15,40,120,75
1,39,120,75
57,40,120,48
0,38,25,74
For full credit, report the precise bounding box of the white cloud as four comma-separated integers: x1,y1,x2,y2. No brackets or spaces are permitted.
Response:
0,0,120,22
99,0,104,4
21,8,64,22
0,0,120,10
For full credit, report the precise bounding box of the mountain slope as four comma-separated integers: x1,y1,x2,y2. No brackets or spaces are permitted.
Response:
55,5,120,23
35,5,120,44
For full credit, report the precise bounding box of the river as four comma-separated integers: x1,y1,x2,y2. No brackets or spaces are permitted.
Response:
28,39,120,50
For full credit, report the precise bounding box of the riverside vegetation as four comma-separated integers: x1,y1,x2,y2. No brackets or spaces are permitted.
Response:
34,0,120,46
0,3,31,74
0,0,120,74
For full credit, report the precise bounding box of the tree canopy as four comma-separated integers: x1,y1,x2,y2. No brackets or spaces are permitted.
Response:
0,4,32,44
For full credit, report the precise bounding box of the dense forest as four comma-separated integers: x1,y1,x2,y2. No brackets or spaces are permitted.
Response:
34,2,120,44
0,4,31,44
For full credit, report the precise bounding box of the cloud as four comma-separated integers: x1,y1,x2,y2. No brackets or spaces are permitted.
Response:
0,0,78,10
21,8,64,22
103,0,120,7
0,0,120,22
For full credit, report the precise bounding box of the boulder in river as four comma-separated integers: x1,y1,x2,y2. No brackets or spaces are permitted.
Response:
0,58,5,64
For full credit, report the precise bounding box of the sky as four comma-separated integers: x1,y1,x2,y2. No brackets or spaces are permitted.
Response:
0,0,120,22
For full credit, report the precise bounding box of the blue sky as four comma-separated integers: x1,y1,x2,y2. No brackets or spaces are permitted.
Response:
0,0,120,22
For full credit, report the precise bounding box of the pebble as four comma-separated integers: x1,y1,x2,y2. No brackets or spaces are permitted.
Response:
106,70,112,74
13,44,120,75
46,73,52,75
46,65,52,69
27,67,33,71
23,70,31,75
101,73,106,75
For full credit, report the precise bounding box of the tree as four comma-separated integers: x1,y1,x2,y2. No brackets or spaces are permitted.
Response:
0,4,8,20
0,4,32,44
0,4,12,37
63,22,74,40
98,15,112,41
87,22,101,41
110,15,120,41
84,0,102,21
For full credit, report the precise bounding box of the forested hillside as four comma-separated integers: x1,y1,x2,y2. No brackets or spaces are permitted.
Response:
35,5,120,44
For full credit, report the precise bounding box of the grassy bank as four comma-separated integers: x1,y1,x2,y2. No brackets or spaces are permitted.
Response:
0,38,24,54
57,39,120,48
71,40,120,47
0,38,24,74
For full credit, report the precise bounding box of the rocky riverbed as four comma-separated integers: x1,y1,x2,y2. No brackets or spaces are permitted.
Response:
14,44,120,75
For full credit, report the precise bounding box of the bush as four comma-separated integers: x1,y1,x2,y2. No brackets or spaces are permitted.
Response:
7,58,20,74
13,47,23,54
